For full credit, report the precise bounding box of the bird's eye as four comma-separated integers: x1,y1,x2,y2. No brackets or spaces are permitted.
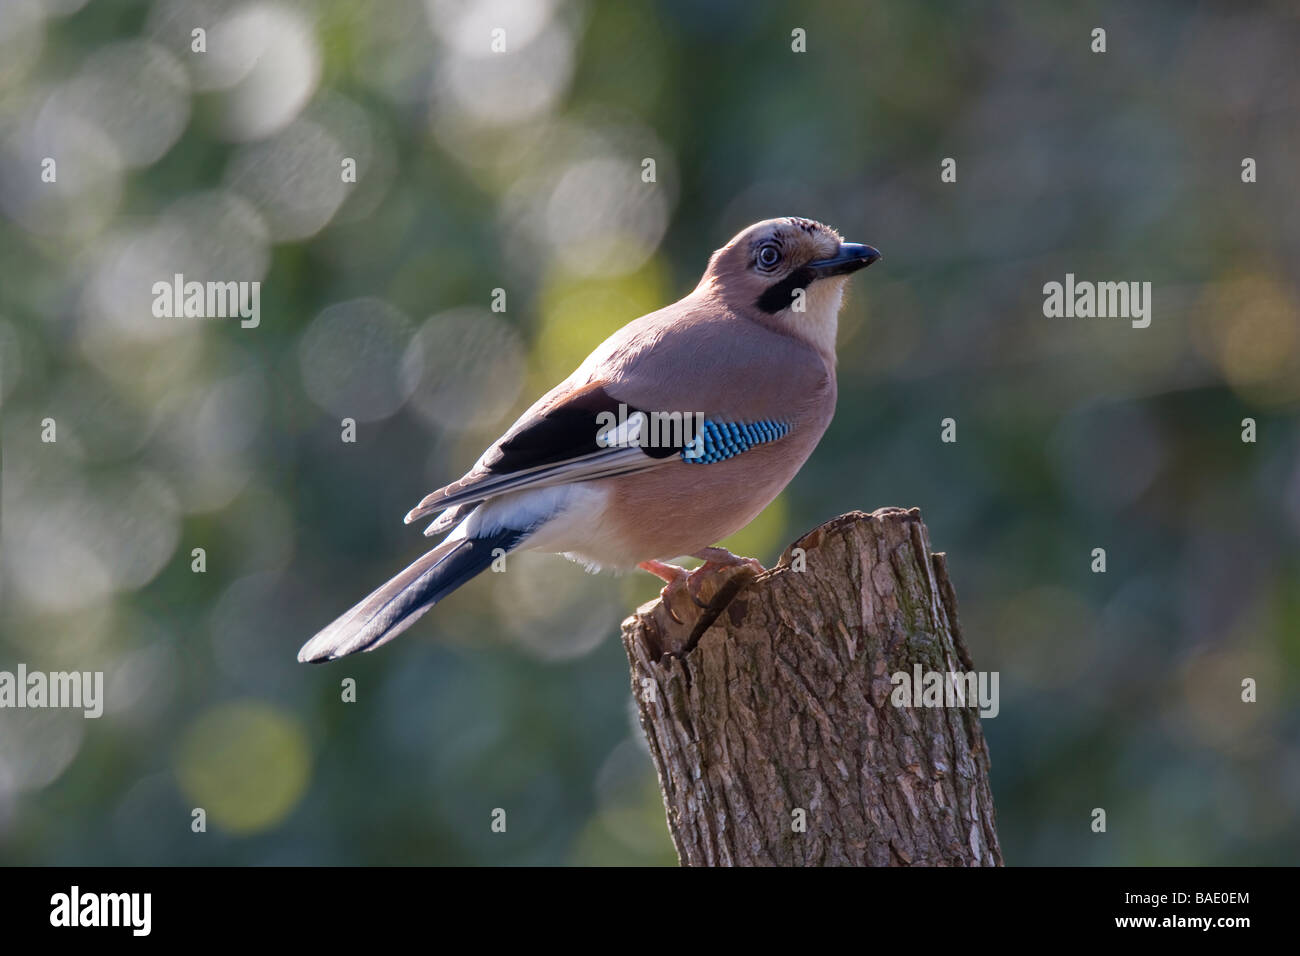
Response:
757,244,781,269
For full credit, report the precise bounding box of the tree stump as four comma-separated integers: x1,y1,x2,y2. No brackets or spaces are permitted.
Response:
621,507,1002,866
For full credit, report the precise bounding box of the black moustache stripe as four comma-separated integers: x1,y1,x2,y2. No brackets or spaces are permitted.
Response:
755,265,815,314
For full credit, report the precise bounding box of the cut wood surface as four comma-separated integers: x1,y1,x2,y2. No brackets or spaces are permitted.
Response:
621,507,1002,866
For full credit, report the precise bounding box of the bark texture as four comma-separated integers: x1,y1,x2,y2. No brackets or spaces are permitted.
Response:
621,507,1002,867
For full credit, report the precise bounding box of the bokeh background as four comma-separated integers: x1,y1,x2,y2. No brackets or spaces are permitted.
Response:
1,0,1298,866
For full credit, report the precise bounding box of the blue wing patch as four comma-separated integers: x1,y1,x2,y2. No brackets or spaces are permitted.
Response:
680,418,790,464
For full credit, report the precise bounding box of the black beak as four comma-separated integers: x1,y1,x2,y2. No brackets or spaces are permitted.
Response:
806,242,881,279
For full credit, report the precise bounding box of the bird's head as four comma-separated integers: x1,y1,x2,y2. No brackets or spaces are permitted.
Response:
700,216,880,358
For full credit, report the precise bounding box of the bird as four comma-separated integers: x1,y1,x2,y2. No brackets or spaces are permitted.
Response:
298,216,880,663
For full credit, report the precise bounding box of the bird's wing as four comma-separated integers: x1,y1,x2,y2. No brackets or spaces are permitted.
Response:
404,297,830,528
403,380,679,526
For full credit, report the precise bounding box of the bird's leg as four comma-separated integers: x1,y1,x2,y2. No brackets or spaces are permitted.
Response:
686,547,765,605
637,560,694,624
639,558,688,584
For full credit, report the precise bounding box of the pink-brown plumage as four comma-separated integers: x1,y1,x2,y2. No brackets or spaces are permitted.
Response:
301,217,878,661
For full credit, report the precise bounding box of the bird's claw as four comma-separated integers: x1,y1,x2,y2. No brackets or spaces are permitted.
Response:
640,551,764,625
659,574,697,625
686,558,762,607
639,560,694,624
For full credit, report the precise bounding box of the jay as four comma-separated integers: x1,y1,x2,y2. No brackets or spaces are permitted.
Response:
299,217,879,662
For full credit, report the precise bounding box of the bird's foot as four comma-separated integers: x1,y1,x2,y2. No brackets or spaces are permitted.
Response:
686,548,764,606
691,547,765,575
639,551,764,626
637,560,695,624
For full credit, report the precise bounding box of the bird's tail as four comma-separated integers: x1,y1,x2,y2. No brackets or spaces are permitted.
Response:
298,527,525,663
